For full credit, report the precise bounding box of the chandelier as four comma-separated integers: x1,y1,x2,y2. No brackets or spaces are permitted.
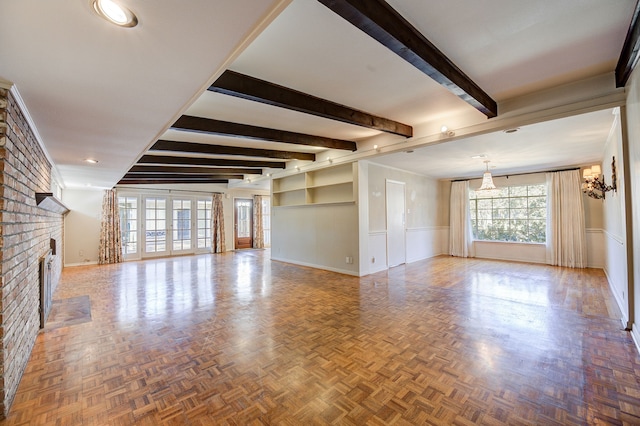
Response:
475,160,500,197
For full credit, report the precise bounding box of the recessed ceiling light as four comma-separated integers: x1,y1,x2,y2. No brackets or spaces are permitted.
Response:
84,158,99,164
471,154,487,159
405,150,414,154
93,0,138,27
504,127,520,134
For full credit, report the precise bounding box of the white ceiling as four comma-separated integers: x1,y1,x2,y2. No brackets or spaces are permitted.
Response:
0,0,636,189
370,108,618,180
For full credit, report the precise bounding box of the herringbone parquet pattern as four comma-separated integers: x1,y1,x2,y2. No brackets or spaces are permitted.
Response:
2,251,640,425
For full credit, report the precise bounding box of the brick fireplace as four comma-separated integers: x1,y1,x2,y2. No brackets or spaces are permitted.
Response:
0,86,64,417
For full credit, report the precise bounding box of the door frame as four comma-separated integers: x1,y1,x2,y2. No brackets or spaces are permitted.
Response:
234,197,254,250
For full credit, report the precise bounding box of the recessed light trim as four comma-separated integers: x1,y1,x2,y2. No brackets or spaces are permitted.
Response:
504,127,520,134
93,0,138,27
84,158,99,164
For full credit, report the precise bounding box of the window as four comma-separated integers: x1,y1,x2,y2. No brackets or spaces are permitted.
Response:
197,199,212,249
469,184,546,243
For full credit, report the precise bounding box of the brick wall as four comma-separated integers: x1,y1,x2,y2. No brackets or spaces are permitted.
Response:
0,87,64,417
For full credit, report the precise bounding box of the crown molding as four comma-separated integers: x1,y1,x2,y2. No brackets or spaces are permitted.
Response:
8,85,65,189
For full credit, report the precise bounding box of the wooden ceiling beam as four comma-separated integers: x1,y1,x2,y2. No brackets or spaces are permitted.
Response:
171,115,357,151
210,70,413,137
124,173,245,180
317,0,497,118
150,140,316,161
129,165,263,174
138,154,285,169
615,0,640,87
118,178,230,185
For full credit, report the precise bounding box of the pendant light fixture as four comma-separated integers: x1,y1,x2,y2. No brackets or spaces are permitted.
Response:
476,160,499,197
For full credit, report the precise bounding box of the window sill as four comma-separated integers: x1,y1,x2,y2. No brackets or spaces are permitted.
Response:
473,240,546,246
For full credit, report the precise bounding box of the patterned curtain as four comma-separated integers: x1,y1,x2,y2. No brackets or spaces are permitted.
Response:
98,189,123,264
212,193,226,253
546,170,587,268
253,195,264,249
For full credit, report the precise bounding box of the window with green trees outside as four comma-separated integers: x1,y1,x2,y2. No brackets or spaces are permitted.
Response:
469,184,547,243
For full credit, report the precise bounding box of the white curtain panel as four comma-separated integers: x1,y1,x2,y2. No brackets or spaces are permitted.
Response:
546,170,587,268
449,181,475,258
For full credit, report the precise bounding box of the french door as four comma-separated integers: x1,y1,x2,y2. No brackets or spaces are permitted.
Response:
234,198,253,249
119,193,212,260
119,195,139,260
144,197,169,257
171,198,192,254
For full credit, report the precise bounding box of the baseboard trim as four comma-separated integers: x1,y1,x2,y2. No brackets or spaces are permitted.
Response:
602,267,630,328
631,325,640,354
64,261,99,267
270,257,360,276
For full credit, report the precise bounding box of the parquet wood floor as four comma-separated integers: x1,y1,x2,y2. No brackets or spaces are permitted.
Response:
3,251,640,425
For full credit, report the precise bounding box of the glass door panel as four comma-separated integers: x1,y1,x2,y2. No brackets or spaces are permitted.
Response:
118,195,139,259
197,199,212,249
172,199,192,253
144,197,168,256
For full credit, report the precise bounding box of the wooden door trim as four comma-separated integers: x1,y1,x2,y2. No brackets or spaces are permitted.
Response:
234,198,254,250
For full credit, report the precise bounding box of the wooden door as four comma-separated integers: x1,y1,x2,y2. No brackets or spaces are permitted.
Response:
234,199,253,249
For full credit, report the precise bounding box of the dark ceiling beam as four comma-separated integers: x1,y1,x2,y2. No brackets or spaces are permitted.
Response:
118,178,230,185
171,115,357,151
124,173,245,180
317,0,497,118
150,140,316,161
129,165,263,174
615,0,640,87
138,154,285,169
210,70,413,137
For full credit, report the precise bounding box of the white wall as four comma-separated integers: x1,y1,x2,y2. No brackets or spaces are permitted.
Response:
271,203,360,275
63,189,103,266
625,65,640,348
363,161,445,275
600,110,630,323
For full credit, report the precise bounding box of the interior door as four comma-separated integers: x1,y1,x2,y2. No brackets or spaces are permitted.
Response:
235,199,253,250
386,180,406,267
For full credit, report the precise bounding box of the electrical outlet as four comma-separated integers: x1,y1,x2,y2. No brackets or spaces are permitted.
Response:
345,256,353,264
371,257,375,263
